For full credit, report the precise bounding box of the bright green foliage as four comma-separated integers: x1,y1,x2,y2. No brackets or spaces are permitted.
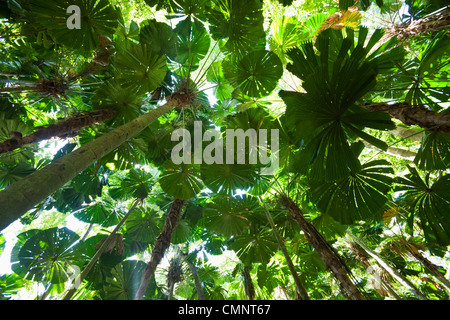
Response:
0,0,449,301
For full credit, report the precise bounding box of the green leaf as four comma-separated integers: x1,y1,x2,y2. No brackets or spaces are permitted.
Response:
230,229,278,265
108,168,157,200
74,199,126,227
395,167,450,246
102,260,157,300
173,17,211,71
159,162,204,200
414,131,450,171
223,50,283,98
310,160,394,224
114,43,167,95
15,0,121,54
201,163,258,194
11,227,83,284
207,0,265,54
203,196,257,236
139,19,177,59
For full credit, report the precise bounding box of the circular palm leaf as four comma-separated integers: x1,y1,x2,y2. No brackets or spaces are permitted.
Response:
15,0,120,53
124,207,161,244
223,50,283,98
201,163,258,194
139,19,177,59
173,17,211,72
159,161,204,200
203,196,258,236
102,260,157,300
310,160,394,225
74,199,126,227
395,166,450,246
11,227,83,284
230,229,278,265
206,0,265,54
113,43,167,95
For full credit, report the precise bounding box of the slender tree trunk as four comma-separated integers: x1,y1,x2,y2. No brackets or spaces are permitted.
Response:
365,102,450,132
348,241,401,299
279,194,365,300
260,197,309,300
361,140,417,161
62,199,140,300
389,126,424,142
242,265,256,300
134,199,186,300
0,97,181,232
401,240,450,292
183,254,206,300
0,109,116,155
167,281,175,300
348,231,427,300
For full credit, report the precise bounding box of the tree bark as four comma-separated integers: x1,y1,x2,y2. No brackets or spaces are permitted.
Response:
365,102,450,132
401,239,450,292
348,241,401,299
0,109,116,155
388,8,450,40
279,194,365,300
243,265,256,300
185,258,206,300
134,198,186,300
0,98,179,232
348,231,427,300
260,197,309,300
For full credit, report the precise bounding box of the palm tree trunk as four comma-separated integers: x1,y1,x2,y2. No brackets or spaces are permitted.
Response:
243,265,256,300
388,8,450,40
183,254,206,300
0,109,116,155
260,197,309,300
389,126,424,142
0,97,180,232
279,194,365,300
365,102,450,132
134,198,186,300
361,140,417,161
348,231,427,300
348,241,401,299
402,240,450,292
62,199,140,300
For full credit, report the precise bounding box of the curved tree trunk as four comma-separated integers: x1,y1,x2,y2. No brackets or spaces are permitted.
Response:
0,109,116,155
402,240,450,292
348,241,401,299
365,102,450,132
348,231,427,300
134,198,186,300
279,194,365,300
260,197,309,300
0,96,183,232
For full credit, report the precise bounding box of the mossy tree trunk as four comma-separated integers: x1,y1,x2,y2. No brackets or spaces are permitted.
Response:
0,109,116,154
0,98,179,231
